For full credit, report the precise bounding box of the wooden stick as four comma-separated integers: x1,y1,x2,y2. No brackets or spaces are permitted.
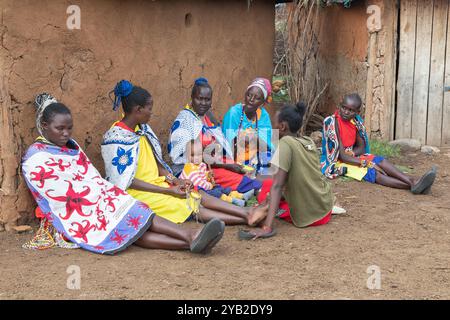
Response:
364,31,378,137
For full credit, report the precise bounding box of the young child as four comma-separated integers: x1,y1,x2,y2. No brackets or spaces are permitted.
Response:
180,140,250,207
241,102,337,240
321,93,436,194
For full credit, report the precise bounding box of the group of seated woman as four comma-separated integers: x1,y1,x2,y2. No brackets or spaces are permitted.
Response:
21,77,437,255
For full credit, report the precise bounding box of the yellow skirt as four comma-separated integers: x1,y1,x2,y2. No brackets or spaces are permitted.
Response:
335,161,367,181
127,177,192,224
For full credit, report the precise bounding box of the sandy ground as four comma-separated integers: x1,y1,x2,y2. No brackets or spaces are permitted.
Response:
1,150,449,300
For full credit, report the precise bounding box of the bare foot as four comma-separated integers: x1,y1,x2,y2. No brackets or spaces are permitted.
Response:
247,202,269,227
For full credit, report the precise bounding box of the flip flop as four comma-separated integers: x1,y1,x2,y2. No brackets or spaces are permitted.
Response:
422,185,432,195
238,228,277,240
411,166,437,195
190,218,225,254
200,231,224,254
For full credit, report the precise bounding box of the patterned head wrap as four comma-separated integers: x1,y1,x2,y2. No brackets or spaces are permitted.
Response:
34,93,58,135
246,77,272,101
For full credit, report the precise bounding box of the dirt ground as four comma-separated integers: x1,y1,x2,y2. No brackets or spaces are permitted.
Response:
1,150,449,300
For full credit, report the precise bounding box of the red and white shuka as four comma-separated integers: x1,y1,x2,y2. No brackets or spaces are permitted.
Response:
21,137,155,255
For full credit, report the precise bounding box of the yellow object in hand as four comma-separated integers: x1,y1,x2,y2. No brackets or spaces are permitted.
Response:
187,190,202,216
241,165,255,173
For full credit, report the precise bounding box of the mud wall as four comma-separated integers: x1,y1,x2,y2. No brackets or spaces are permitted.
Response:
317,0,397,139
0,0,276,230
287,0,397,139
316,1,370,114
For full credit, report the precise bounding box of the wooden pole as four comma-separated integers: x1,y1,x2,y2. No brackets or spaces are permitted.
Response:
364,31,378,137
0,41,19,231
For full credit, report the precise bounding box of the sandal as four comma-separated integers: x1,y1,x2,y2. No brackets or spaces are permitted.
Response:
190,218,225,254
238,228,277,240
422,185,432,195
411,166,437,195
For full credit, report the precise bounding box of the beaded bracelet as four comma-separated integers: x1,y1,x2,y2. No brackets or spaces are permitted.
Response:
165,173,176,183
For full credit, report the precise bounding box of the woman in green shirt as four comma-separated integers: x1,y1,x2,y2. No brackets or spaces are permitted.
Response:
241,102,334,239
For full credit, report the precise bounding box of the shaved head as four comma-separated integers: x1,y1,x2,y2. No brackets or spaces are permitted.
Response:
342,93,362,109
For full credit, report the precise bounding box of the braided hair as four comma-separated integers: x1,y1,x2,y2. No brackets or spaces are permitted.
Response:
278,102,307,133
111,80,152,113
191,77,212,97
34,93,71,135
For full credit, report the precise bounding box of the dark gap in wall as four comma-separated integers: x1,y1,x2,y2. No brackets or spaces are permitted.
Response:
393,0,401,140
185,13,192,27
424,0,436,144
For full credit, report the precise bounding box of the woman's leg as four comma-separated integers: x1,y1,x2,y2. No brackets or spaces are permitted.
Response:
377,159,414,186
134,232,189,250
134,215,197,250
199,190,249,219
375,173,411,189
198,191,269,226
197,207,247,225
148,215,195,242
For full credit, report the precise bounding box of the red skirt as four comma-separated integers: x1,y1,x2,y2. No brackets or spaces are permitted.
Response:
211,168,244,191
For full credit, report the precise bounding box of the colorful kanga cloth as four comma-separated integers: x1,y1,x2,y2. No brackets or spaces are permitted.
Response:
222,103,273,174
102,121,173,190
22,137,155,255
168,105,233,176
104,122,191,224
320,112,370,179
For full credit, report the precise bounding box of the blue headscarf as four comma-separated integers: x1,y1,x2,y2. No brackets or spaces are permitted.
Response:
194,77,208,86
112,80,133,111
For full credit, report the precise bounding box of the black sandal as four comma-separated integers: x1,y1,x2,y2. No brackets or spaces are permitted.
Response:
190,218,225,254
238,228,277,240
411,166,437,195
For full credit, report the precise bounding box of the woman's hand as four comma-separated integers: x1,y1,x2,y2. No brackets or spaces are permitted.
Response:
207,171,216,184
172,178,193,191
373,163,387,175
167,185,187,198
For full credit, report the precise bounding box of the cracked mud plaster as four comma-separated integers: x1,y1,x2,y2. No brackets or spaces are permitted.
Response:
0,0,275,228
369,31,387,139
0,26,21,230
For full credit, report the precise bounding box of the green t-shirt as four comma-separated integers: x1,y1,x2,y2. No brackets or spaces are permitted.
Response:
270,135,333,227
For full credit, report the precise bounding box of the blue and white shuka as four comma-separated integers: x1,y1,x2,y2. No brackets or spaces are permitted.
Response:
102,123,173,191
